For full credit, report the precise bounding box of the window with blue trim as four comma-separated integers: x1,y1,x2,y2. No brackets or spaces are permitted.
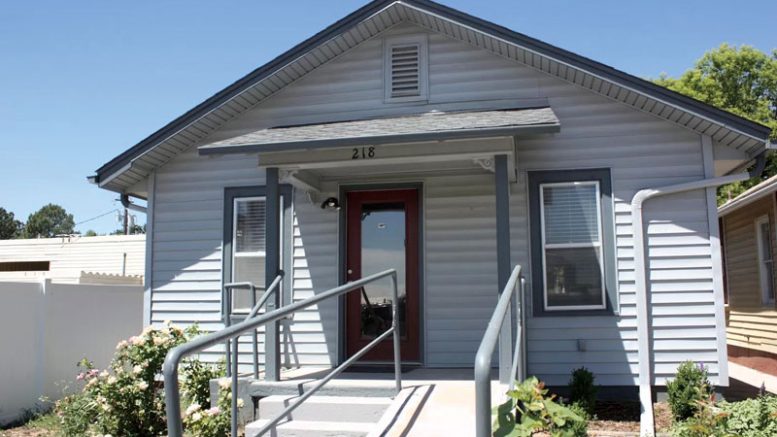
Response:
529,169,617,316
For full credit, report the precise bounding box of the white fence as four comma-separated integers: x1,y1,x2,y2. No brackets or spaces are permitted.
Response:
0,280,143,425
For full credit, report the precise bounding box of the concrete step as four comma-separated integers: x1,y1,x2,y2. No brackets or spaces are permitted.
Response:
257,395,392,423
245,418,373,437
249,378,400,398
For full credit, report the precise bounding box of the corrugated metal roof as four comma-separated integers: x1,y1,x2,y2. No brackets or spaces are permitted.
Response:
92,0,772,193
199,107,559,154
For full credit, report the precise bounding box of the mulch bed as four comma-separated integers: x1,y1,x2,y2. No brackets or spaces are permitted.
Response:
587,401,673,434
0,429,51,437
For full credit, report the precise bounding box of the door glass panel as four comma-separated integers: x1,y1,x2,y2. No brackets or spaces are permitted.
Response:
360,202,406,339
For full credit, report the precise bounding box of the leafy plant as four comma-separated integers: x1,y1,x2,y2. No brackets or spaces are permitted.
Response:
666,361,713,421
493,376,587,437
183,379,242,437
54,323,225,437
671,394,729,437
568,367,597,416
654,44,777,204
55,389,95,436
182,358,226,408
718,395,777,436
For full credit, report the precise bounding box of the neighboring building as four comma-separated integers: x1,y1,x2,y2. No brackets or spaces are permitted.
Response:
0,234,145,284
719,175,777,376
89,0,773,434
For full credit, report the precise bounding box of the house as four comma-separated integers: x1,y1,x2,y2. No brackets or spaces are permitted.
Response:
719,175,777,377
89,1,773,434
0,234,145,284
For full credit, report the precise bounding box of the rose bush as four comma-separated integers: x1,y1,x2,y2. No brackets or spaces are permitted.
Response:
183,379,242,437
55,323,229,437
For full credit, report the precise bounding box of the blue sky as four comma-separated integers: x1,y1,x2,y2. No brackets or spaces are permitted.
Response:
1,0,775,234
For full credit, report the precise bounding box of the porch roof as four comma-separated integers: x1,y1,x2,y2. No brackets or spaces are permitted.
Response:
198,107,559,155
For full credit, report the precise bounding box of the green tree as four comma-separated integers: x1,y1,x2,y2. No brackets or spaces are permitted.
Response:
83,230,98,237
24,204,75,238
654,44,777,204
0,207,22,239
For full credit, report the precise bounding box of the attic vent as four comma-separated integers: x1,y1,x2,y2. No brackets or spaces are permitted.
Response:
384,35,428,102
390,45,421,97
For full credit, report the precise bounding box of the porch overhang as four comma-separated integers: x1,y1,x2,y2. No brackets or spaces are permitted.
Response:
198,107,560,156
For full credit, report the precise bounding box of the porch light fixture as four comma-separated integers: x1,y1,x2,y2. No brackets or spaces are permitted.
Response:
320,197,341,210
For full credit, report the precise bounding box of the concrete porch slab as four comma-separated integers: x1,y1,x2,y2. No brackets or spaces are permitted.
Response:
727,361,777,395
241,367,506,435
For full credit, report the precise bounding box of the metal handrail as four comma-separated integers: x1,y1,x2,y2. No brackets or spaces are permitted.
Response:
163,269,402,437
223,274,284,380
474,265,525,437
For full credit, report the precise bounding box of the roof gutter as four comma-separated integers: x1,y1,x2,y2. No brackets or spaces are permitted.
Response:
121,194,148,214
631,171,750,437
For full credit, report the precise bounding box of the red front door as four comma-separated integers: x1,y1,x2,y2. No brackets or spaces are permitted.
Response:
345,188,420,362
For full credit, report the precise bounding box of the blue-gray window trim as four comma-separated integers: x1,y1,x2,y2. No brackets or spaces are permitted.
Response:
528,169,618,316
222,185,293,315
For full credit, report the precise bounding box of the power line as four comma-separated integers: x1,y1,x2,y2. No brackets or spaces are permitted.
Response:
75,209,119,226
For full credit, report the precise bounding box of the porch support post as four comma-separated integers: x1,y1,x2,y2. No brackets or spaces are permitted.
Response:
495,154,512,384
265,167,281,381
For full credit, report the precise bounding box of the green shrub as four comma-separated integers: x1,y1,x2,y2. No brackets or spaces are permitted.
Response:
719,395,777,436
666,361,713,421
568,367,597,416
182,358,226,408
55,389,94,436
670,394,727,437
670,394,777,437
566,402,591,437
54,323,229,437
493,376,587,437
183,379,240,437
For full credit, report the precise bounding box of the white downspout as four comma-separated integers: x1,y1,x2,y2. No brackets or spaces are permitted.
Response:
632,172,749,437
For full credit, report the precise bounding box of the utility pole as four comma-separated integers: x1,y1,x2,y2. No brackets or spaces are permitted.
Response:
123,207,129,235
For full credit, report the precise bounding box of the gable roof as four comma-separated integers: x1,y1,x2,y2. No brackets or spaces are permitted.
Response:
199,107,560,155
92,0,773,194
718,174,777,216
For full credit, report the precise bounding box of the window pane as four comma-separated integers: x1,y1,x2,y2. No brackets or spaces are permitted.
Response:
232,256,267,311
542,184,599,245
232,197,267,312
759,220,774,302
235,199,266,253
360,202,406,339
545,247,603,308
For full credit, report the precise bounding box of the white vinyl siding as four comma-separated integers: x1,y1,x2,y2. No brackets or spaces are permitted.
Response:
148,22,723,384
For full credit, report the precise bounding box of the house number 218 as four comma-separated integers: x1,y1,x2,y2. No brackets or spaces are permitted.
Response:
352,146,375,159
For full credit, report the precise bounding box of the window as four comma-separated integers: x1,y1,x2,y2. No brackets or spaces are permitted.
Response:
755,215,775,306
384,35,428,102
529,169,616,315
224,186,291,314
232,197,267,296
0,261,50,272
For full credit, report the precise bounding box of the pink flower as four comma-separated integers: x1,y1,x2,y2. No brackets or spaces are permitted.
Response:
205,407,221,416
76,373,85,381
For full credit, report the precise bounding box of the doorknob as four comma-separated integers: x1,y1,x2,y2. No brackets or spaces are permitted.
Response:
347,269,353,275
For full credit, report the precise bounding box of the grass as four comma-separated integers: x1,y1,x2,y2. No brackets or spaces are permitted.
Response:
0,411,60,437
